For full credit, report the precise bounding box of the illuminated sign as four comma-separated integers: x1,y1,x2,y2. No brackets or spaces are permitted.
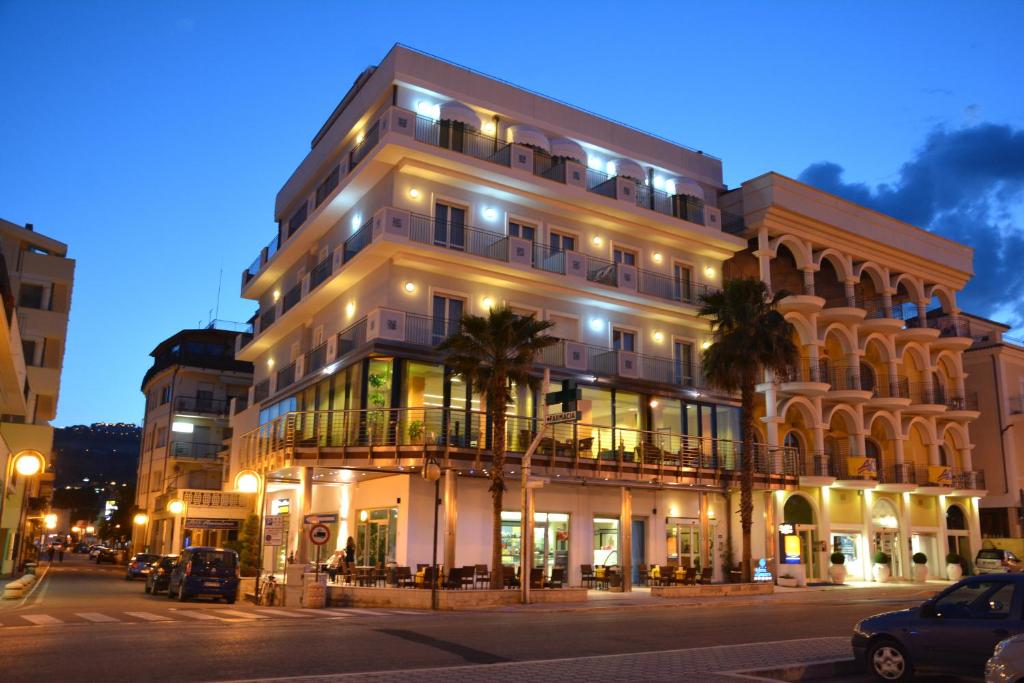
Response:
783,534,802,564
753,558,773,582
778,523,794,535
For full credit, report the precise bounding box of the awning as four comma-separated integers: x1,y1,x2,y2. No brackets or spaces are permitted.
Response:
615,159,647,181
438,101,481,130
549,138,587,164
506,124,551,153
672,177,705,200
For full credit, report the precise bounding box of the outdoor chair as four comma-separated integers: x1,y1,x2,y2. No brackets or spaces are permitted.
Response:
474,564,491,588
545,566,566,588
699,567,713,584
420,566,439,588
529,567,544,589
502,565,519,589
394,566,414,588
444,567,464,590
580,564,596,589
460,566,476,590
683,567,698,585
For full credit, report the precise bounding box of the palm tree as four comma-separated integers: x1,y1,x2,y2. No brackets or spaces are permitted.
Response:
437,306,557,588
698,278,798,582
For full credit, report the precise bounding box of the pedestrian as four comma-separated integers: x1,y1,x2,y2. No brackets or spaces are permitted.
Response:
47,545,54,563
344,536,355,565
58,546,64,562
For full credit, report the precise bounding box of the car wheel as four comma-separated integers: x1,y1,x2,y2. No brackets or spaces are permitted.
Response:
867,639,912,681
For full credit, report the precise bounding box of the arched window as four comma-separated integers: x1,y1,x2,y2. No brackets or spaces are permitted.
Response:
947,505,967,531
939,444,952,467
784,495,815,525
865,438,883,478
784,431,804,454
860,362,877,392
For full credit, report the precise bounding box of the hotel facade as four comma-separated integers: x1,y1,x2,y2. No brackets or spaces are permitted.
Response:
227,46,982,586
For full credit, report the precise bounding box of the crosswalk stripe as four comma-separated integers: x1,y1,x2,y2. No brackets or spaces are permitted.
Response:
254,608,314,618
76,612,120,623
21,614,62,625
174,611,225,621
327,608,394,617
124,611,172,622
216,609,266,619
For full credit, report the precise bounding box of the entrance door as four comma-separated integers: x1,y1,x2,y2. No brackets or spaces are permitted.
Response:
797,525,819,579
666,521,701,568
532,514,569,576
877,529,903,578
631,519,646,584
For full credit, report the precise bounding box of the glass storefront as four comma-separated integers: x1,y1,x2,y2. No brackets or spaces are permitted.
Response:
831,532,862,577
593,517,619,566
499,511,569,574
355,507,398,566
666,519,701,568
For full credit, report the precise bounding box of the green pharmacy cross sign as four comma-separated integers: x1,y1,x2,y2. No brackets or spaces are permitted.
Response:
545,379,581,413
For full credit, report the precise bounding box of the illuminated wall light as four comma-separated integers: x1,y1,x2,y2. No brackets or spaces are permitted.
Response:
703,265,716,278
589,318,605,333
701,340,712,351
355,131,365,144
267,358,275,368
481,121,496,135
416,101,441,120
653,331,665,343
587,156,602,171
171,421,194,434
605,160,617,176
351,214,363,231
272,289,281,302
482,207,498,221
649,399,659,409
408,187,420,199
665,179,677,194
359,510,368,522
652,252,663,264
403,281,417,293
652,176,665,190
345,302,356,319
482,296,495,309
592,235,603,247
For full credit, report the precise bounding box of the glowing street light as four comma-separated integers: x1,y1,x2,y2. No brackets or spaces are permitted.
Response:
85,525,95,535
133,512,149,526
43,513,58,530
234,470,260,493
166,499,185,515
13,451,44,476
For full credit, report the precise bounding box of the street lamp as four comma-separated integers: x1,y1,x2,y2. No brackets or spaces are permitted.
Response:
133,513,149,526
85,525,95,535
0,450,46,573
234,469,265,582
422,456,441,610
167,498,186,553
43,513,57,530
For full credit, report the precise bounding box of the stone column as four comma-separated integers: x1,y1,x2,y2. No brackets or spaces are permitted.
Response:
756,228,772,290
443,469,457,574
898,493,914,580
297,467,313,563
844,279,858,306
917,301,929,324
802,268,816,296
862,490,875,581
699,492,711,575
620,487,632,593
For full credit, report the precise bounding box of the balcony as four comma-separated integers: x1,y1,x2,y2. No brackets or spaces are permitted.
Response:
865,374,911,409
929,315,973,350
276,361,297,392
238,406,798,489
799,451,838,484
861,297,905,333
168,441,223,462
818,294,867,325
778,357,830,396
174,395,229,416
877,463,918,491
833,454,880,488
906,382,947,416
943,392,979,419
823,365,872,403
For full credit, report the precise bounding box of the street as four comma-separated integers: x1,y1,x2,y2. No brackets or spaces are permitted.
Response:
0,554,969,682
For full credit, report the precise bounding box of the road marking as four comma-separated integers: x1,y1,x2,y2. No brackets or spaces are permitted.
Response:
216,609,267,619
254,608,314,618
125,611,172,622
76,612,120,623
20,614,62,625
175,611,225,620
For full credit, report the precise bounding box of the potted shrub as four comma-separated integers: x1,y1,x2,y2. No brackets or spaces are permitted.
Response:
946,552,963,581
829,552,847,585
912,552,928,582
872,551,891,583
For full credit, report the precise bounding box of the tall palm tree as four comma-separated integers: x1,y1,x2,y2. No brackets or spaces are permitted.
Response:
437,306,557,588
698,278,798,582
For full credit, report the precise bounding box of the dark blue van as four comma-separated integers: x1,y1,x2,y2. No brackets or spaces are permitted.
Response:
167,547,240,603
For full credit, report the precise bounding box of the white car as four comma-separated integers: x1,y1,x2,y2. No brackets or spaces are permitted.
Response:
987,634,1024,682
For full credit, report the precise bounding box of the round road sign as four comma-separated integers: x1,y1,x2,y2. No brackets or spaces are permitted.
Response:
309,523,331,546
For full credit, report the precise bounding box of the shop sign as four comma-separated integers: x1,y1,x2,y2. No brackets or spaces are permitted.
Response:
753,558,773,582
304,513,338,524
185,518,240,530
778,523,801,564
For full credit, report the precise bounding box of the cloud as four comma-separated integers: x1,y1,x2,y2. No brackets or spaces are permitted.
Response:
798,123,1024,326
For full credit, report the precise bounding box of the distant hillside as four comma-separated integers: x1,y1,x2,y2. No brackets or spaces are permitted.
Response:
52,423,141,488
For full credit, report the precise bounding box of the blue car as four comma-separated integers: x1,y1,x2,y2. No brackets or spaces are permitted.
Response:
167,547,239,603
852,574,1024,680
125,553,161,580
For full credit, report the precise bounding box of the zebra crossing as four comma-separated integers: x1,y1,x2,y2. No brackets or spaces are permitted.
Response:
0,607,430,629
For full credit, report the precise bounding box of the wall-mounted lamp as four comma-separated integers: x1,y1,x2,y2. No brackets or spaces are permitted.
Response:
408,187,421,199
403,281,417,293
652,252,663,264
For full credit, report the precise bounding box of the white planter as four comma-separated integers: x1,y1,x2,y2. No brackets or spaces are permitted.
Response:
776,577,799,588
947,563,963,581
872,564,891,583
829,563,847,585
913,564,928,583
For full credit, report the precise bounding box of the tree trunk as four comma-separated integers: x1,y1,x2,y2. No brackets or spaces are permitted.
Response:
740,377,756,582
489,392,507,589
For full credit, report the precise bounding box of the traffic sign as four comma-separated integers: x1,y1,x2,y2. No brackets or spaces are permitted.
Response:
304,513,338,524
266,515,288,529
309,523,331,546
544,411,579,424
264,529,284,546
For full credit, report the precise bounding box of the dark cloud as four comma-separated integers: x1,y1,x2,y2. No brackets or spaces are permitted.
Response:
798,123,1024,324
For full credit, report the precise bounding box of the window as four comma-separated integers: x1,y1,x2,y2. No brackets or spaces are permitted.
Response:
673,341,694,385
21,339,37,366
550,231,575,254
287,202,308,237
673,264,693,303
613,247,637,266
433,203,466,250
934,581,1016,619
432,295,465,345
508,221,536,241
155,426,166,448
18,283,46,309
612,328,635,352
159,386,171,405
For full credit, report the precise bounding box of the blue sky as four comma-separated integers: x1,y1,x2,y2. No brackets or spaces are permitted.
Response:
1,1,1022,426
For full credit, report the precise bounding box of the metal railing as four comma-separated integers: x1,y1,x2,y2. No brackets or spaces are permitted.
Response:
254,379,270,403
863,297,905,320
952,469,985,490
239,406,799,480
879,463,916,485
343,218,374,261
281,282,301,315
779,357,828,384
337,317,368,357
799,451,837,478
305,342,328,376
871,375,910,400
909,382,945,405
944,393,978,411
826,364,862,391
233,395,249,414
409,213,508,261
174,395,229,416
823,293,863,309
929,315,972,338
413,115,511,166
259,307,276,331
169,441,223,461
309,254,333,291
348,121,380,170
636,269,716,305
276,362,296,392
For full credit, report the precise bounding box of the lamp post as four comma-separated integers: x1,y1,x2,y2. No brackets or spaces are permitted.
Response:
166,498,185,554
133,512,150,553
0,450,45,574
422,455,441,610
234,469,263,580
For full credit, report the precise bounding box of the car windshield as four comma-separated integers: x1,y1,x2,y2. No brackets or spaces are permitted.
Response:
934,581,1016,619
978,550,1005,560
134,554,160,563
188,550,236,575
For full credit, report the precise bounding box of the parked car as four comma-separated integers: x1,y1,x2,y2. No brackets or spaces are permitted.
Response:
986,633,1024,682
88,545,105,559
853,574,1024,680
144,556,178,595
166,547,239,603
977,548,1024,575
73,542,89,553
125,553,161,580
95,547,118,564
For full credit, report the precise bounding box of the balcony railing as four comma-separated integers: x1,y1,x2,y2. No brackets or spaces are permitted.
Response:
799,451,837,478
779,357,828,384
409,213,508,261
952,469,985,490
337,317,368,357
823,293,864,309
240,407,799,480
276,362,297,392
304,342,328,376
309,254,333,291
169,441,223,461
1010,395,1024,415
909,382,945,405
254,379,270,402
826,364,862,391
863,297,905,320
879,463,917,485
259,307,276,331
944,393,978,411
349,121,380,170
869,375,910,400
174,395,229,416
281,282,301,315
414,116,511,166
929,315,972,338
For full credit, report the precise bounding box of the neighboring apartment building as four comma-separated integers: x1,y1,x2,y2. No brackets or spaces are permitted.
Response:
0,218,75,575
226,46,981,586
962,316,1024,538
133,326,253,554
721,174,982,582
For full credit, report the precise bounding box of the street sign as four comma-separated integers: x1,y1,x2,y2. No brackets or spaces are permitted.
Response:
544,411,579,424
265,514,288,529
304,513,338,524
545,380,581,412
264,529,284,546
309,523,331,546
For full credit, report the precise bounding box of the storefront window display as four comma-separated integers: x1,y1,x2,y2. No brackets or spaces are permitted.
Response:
593,517,619,567
831,533,861,576
355,507,398,566
666,520,701,568
500,511,569,574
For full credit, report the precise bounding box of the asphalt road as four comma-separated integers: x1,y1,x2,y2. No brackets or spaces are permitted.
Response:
0,554,949,682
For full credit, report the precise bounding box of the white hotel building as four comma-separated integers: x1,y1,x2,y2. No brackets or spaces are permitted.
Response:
227,46,982,586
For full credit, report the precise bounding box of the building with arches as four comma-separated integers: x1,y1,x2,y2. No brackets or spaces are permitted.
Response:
720,173,982,582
